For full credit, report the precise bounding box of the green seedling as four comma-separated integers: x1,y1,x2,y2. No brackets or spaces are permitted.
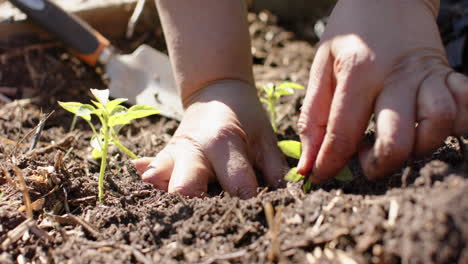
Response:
278,140,353,192
59,89,159,202
259,82,304,132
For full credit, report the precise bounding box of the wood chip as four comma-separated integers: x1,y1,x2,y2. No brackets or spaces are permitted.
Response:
336,250,358,264
18,198,45,213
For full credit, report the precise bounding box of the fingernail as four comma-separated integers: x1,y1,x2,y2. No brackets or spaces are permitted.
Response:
141,168,158,180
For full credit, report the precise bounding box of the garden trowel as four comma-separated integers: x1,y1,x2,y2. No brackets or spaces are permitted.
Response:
9,0,184,120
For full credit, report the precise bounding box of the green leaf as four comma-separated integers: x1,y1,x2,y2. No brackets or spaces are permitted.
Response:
260,98,269,105
263,83,275,97
92,148,102,160
58,101,83,114
58,102,95,121
284,167,304,182
110,105,128,116
335,166,353,181
277,82,304,90
303,179,313,193
0,192,4,200
278,140,302,159
76,104,96,121
108,105,159,127
90,89,109,106
274,86,295,97
106,98,128,113
90,135,103,151
91,100,105,111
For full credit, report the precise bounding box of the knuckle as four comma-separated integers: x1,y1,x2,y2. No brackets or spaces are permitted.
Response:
392,49,447,80
323,131,355,159
334,43,376,76
376,139,410,164
297,116,310,136
210,123,248,146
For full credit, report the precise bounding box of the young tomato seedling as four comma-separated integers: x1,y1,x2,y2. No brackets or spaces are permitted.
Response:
278,140,353,192
59,89,159,202
259,82,304,132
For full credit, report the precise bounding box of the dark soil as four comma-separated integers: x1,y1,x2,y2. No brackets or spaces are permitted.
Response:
1,10,468,264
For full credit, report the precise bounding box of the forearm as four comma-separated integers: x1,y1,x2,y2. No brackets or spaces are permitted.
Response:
156,0,254,107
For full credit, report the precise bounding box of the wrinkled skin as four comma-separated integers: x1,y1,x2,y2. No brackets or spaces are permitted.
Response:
296,0,468,182
134,80,286,198
135,0,468,198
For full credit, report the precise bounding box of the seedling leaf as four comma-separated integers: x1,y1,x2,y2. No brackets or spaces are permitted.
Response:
92,148,102,160
284,167,304,182
90,89,109,106
335,166,353,181
91,100,105,111
263,83,275,97
110,105,128,116
106,98,128,113
76,104,95,121
90,135,103,151
274,87,295,97
277,82,305,91
109,105,159,127
278,140,302,159
303,179,313,193
58,102,83,114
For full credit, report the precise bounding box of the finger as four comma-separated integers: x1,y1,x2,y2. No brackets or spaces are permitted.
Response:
205,131,258,199
359,76,417,180
297,44,334,176
255,130,288,189
414,70,456,156
141,150,174,191
447,72,468,135
132,157,155,175
168,138,214,197
311,46,379,183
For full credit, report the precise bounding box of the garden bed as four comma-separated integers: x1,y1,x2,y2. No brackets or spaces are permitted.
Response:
1,8,467,264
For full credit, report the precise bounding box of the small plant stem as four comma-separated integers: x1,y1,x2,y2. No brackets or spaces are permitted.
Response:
98,124,110,203
113,138,137,159
267,100,277,132
85,120,98,136
69,114,78,132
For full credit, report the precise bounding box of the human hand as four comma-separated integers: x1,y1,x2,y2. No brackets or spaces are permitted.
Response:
297,0,468,182
133,80,286,198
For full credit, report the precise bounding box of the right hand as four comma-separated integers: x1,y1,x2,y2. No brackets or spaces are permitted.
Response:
297,0,468,182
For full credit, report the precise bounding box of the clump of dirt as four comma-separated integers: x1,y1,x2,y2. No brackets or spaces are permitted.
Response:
1,10,467,264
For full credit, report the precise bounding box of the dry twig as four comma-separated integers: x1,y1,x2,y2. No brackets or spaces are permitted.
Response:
126,0,146,39
27,133,76,156
264,202,283,262
7,110,54,158
47,214,100,239
29,111,53,151
1,218,52,250
197,249,247,264
13,167,33,219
